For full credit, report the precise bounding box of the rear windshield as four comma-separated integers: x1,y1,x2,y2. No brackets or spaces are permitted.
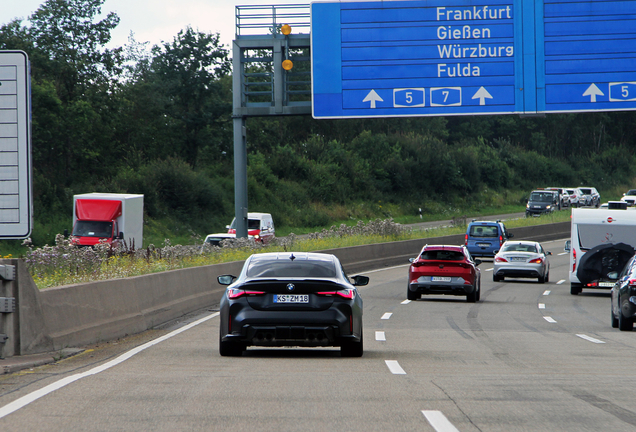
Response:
247,260,337,278
626,190,636,196
579,188,592,195
529,192,554,202
420,250,465,260
469,225,499,237
566,189,575,194
502,243,537,253
577,224,636,250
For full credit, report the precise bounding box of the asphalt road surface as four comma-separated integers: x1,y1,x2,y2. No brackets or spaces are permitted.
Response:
2,238,636,431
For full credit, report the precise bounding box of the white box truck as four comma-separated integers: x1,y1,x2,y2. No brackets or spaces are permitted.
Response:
566,208,636,294
71,193,144,248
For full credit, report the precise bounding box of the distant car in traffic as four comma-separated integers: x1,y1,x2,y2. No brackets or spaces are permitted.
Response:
464,220,513,258
407,245,482,302
526,190,559,217
217,252,367,357
578,187,600,207
545,187,569,209
621,189,636,206
565,188,582,207
493,240,552,283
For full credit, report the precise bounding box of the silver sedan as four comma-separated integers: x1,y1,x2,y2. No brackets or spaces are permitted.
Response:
492,240,552,283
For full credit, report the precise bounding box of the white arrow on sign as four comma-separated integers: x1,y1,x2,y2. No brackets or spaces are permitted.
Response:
471,87,493,106
583,83,604,102
363,89,383,108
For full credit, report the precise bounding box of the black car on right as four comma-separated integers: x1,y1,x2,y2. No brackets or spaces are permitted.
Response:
611,253,636,331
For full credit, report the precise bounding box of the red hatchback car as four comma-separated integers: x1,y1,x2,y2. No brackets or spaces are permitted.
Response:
408,245,482,302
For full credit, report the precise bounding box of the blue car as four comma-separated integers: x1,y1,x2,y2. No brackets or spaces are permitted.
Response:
465,220,513,258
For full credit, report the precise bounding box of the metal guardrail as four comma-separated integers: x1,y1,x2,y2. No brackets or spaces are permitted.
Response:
235,4,310,38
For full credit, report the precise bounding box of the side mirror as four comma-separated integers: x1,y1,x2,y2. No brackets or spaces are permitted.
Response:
225,225,230,230
351,275,369,286
474,259,482,266
608,271,619,280
217,275,237,285
546,251,552,256
409,257,416,263
118,232,124,239
64,229,69,237
564,240,571,252
508,232,514,239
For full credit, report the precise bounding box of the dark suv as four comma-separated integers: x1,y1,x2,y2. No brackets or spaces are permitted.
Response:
526,190,559,217
465,220,513,258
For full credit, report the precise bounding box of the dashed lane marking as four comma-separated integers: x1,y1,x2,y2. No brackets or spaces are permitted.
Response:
557,280,565,285
401,299,411,304
385,360,406,375
381,312,393,320
422,410,461,432
543,290,551,295
544,316,557,323
538,303,545,309
577,334,605,344
375,331,386,341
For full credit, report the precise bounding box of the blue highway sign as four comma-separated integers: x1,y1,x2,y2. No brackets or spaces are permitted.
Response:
311,0,636,119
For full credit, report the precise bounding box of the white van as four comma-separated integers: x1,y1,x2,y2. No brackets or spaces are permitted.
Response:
227,212,275,244
566,208,636,294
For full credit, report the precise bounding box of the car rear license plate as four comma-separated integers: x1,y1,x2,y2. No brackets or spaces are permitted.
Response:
274,294,309,303
598,282,614,287
431,276,451,282
511,257,527,262
477,243,490,247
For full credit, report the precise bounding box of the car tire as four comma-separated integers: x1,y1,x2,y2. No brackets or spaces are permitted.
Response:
341,329,363,357
545,270,549,283
538,273,545,284
611,304,619,328
595,200,600,208
476,281,481,302
570,284,582,295
407,287,420,301
493,274,502,282
467,288,477,303
618,308,633,331
219,334,245,357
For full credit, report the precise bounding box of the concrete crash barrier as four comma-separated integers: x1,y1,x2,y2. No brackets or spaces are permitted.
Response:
0,221,569,358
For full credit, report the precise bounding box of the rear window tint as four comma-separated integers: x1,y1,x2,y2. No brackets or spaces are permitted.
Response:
421,250,465,260
247,260,336,278
469,225,498,237
502,244,537,253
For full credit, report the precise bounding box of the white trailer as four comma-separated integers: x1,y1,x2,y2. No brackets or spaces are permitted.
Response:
567,208,636,294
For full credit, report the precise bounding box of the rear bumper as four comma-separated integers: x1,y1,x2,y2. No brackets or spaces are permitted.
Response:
409,281,475,296
494,267,541,278
222,308,360,347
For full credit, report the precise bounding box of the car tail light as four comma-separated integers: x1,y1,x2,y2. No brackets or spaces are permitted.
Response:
499,235,503,246
529,257,543,264
495,256,508,262
227,288,266,299
628,279,636,288
572,248,577,272
464,234,468,245
317,289,355,299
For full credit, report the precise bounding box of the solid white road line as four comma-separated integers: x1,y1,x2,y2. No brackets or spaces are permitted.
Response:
538,303,545,309
0,312,220,420
363,264,410,274
401,299,411,304
422,410,461,432
577,334,605,344
557,280,565,285
375,331,386,341
544,316,557,323
381,312,393,320
385,360,406,375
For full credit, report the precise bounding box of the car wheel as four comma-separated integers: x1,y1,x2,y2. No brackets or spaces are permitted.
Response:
570,284,582,295
341,329,363,357
493,274,502,282
618,308,633,331
219,334,245,357
545,270,549,283
476,282,481,302
611,304,619,328
467,288,477,303
407,287,420,300
538,273,545,284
